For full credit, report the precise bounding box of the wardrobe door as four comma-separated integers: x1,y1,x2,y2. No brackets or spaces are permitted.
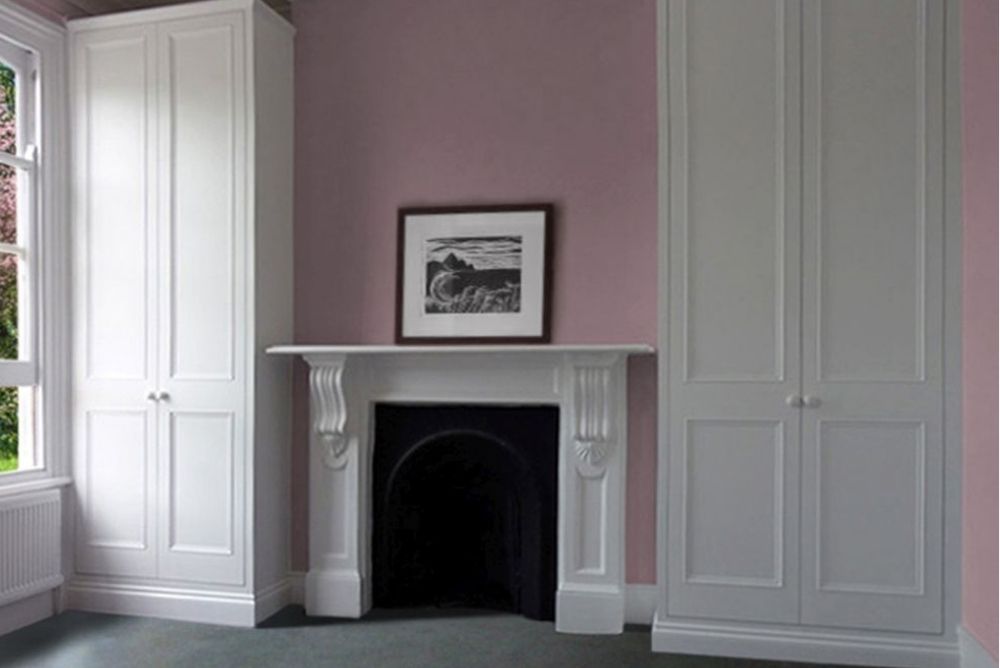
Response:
155,12,248,586
799,0,944,633
665,0,803,624
72,24,159,578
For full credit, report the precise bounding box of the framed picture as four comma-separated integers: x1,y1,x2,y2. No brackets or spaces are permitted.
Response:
396,204,553,344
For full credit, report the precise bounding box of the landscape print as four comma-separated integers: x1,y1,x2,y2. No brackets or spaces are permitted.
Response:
424,236,522,314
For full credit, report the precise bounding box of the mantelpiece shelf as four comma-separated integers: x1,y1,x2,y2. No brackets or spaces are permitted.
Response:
267,344,654,356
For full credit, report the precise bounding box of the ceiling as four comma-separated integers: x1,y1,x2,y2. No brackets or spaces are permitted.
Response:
16,0,292,22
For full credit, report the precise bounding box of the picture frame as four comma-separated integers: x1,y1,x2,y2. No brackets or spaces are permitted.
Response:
395,204,553,344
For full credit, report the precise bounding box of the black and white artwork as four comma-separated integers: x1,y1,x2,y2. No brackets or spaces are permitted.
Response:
397,204,552,343
424,236,522,314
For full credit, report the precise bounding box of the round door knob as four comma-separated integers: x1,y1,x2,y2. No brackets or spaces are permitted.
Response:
146,391,157,402
803,395,821,408
157,391,170,401
786,394,803,407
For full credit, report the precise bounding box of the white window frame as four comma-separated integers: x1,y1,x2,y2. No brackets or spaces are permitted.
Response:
0,3,68,488
0,38,38,375
0,37,40,474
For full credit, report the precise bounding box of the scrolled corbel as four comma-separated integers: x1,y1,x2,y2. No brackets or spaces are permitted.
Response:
309,359,355,469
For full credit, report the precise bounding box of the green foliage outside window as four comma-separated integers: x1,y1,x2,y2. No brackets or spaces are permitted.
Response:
0,62,18,473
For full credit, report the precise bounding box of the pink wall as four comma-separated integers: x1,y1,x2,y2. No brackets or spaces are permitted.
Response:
961,0,998,659
291,0,658,583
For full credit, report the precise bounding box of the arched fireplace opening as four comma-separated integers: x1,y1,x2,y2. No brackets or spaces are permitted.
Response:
373,404,558,620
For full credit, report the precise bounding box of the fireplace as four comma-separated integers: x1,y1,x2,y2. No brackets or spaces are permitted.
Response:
267,344,652,633
372,404,558,620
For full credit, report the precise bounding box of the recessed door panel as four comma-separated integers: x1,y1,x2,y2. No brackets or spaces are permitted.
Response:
815,421,924,594
809,0,928,382
77,36,152,381
802,411,942,632
83,411,148,549
161,18,244,381
75,410,155,577
684,420,784,586
683,0,787,383
159,409,243,585
167,412,234,555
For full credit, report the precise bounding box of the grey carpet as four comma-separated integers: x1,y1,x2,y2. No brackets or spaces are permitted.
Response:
0,606,874,668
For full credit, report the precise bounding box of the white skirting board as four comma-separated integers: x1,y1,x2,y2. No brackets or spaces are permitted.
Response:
66,578,293,628
960,626,999,668
286,573,658,627
0,590,56,637
253,579,295,624
624,584,657,625
11,577,981,668
652,614,961,668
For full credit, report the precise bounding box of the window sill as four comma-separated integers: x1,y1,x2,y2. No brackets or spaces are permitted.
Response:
0,475,70,498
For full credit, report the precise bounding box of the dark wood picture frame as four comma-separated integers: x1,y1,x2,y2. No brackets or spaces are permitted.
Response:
395,204,554,344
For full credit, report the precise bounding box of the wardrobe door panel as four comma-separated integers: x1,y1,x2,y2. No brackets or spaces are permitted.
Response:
77,37,151,381
800,0,944,633
814,421,926,592
72,24,158,579
810,0,926,383
75,409,155,577
665,0,802,624
159,410,243,584
159,13,245,383
155,12,247,586
683,420,786,586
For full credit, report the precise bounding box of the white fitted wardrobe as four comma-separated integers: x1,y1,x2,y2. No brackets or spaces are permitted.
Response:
69,0,293,626
655,1,961,666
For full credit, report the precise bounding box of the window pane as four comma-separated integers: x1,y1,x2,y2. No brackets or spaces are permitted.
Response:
0,162,18,245
0,61,13,156
0,385,17,472
0,252,19,359
0,387,35,474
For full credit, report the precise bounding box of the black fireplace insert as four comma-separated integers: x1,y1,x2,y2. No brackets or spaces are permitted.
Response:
372,404,558,620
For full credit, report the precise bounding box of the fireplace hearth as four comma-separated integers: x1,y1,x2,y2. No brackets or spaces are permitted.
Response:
373,404,558,620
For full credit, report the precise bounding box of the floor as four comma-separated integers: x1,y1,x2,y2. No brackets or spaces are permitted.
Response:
0,606,875,668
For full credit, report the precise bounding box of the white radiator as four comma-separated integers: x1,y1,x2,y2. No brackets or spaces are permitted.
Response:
0,489,62,606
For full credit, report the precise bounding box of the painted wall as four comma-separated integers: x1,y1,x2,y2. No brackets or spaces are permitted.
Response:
291,0,658,582
961,0,998,659
9,0,78,23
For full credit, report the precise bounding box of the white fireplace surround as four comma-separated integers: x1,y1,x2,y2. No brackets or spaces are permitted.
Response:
268,344,653,634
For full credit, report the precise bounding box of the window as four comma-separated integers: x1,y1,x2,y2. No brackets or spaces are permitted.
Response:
0,36,37,475
0,3,66,486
